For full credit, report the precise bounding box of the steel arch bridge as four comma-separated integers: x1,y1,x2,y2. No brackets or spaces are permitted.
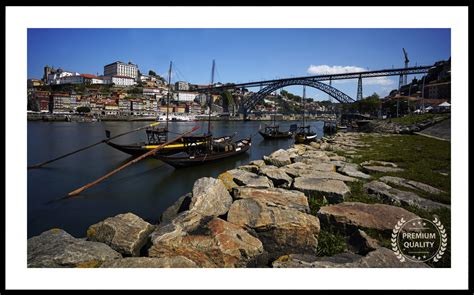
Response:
239,78,355,116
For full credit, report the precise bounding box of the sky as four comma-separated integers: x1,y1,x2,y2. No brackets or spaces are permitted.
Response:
27,28,450,100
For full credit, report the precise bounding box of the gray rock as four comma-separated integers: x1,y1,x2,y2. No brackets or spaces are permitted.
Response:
361,160,398,167
348,229,379,255
272,247,429,268
363,166,405,173
148,211,264,267
293,178,351,203
363,180,450,211
227,197,320,260
249,160,266,167
338,163,371,179
226,169,274,188
263,149,292,167
379,176,445,195
238,164,260,174
87,213,155,257
258,165,293,188
28,229,121,268
160,193,192,224
100,256,198,268
232,186,309,213
190,177,233,217
317,202,420,235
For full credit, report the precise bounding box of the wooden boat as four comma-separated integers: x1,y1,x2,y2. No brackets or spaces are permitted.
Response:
157,60,251,168
294,125,317,144
323,121,337,134
106,126,234,157
156,135,251,168
258,124,294,139
294,86,317,144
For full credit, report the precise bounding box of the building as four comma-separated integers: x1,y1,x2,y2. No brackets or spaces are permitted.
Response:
104,61,138,80
175,91,198,102
27,79,44,88
424,82,451,101
45,68,79,85
118,99,132,115
52,93,73,113
175,81,190,91
104,102,119,116
81,74,104,85
102,75,136,87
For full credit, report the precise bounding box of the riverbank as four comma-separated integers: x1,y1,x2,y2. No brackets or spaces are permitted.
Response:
27,129,450,268
27,112,336,122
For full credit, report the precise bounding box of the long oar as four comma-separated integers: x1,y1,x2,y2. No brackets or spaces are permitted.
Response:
28,122,161,169
67,126,200,197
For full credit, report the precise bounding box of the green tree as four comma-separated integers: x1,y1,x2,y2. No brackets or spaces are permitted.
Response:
149,70,157,76
76,106,91,114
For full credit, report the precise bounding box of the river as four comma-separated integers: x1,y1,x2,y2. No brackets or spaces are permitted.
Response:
27,120,324,238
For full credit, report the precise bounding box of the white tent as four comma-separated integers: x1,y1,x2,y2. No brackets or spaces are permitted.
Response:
438,101,451,107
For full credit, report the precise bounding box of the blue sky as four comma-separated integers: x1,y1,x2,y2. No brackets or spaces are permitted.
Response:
28,28,450,99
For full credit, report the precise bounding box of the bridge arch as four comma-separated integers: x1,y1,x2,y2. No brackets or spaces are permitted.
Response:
239,79,355,115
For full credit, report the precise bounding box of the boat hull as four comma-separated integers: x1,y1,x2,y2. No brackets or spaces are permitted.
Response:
258,130,293,139
106,135,234,157
157,138,251,168
294,133,317,144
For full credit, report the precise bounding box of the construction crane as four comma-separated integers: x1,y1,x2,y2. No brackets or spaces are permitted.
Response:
403,48,409,86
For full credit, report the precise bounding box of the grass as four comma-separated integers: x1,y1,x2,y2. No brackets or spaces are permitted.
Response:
389,113,449,126
352,134,451,194
314,133,451,267
316,228,347,257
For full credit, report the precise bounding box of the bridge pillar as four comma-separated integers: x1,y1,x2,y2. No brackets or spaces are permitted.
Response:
357,75,363,100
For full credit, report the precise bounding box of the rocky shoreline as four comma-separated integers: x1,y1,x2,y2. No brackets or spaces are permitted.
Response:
27,131,449,268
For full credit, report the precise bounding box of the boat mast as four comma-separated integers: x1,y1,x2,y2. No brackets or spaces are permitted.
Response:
273,90,277,127
302,86,306,127
208,59,215,135
166,61,172,131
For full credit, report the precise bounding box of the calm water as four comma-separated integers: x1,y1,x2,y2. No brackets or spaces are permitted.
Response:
27,120,324,238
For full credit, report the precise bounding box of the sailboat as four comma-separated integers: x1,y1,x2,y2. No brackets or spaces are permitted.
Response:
156,60,252,168
258,90,295,139
106,61,232,157
294,86,317,144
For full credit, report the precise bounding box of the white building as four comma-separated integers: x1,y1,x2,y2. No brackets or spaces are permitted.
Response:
104,61,138,80
102,75,136,87
175,81,190,91
175,92,198,102
46,69,79,85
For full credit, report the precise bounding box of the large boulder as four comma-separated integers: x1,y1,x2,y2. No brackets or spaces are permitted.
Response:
363,180,450,211
263,149,292,167
232,187,310,213
28,229,121,268
87,213,155,257
379,176,445,195
227,190,320,260
160,193,192,224
258,165,293,188
190,177,233,217
226,169,274,188
217,171,239,191
237,164,260,174
100,256,198,268
272,247,429,268
293,178,351,203
317,202,420,235
148,211,264,268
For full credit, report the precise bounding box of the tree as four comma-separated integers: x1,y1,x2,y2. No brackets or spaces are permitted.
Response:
76,106,91,114
148,70,157,76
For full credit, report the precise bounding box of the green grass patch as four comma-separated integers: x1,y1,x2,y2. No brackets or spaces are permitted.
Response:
354,134,451,193
389,113,448,126
316,228,348,257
